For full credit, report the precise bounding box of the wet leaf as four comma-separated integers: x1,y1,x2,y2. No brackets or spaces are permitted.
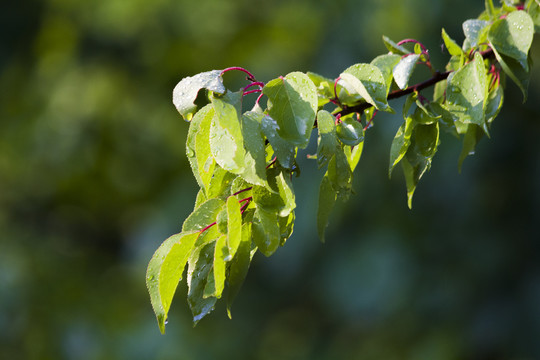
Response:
183,198,225,232
263,72,318,148
147,231,199,333
316,110,340,169
317,175,337,242
393,54,421,90
252,207,280,257
340,63,392,112
173,70,226,120
187,241,218,325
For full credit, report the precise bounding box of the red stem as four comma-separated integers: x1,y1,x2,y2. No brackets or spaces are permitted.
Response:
221,67,257,82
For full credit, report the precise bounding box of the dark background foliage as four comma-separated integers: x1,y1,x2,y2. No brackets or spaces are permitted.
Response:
1,0,539,359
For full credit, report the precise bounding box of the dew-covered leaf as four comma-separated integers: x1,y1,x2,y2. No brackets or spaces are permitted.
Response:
371,54,401,94
210,91,246,174
261,115,296,169
336,116,365,146
446,52,487,126
206,166,236,199
462,19,490,48
203,234,228,299
316,110,340,169
187,241,218,325
146,231,199,333
173,70,226,121
183,198,225,232
241,111,268,186
326,147,353,198
317,175,337,242
340,64,392,112
263,72,318,148
252,207,280,257
186,105,213,189
393,54,421,90
488,10,534,72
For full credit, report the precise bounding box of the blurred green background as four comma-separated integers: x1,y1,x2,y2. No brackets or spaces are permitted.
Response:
1,0,539,359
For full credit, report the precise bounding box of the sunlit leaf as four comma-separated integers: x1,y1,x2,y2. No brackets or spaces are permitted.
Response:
462,19,490,48
226,196,242,258
382,35,409,55
371,53,401,94
488,10,534,72
340,64,392,112
446,52,487,126
173,70,226,121
263,72,318,148
307,72,335,108
252,207,280,257
146,231,199,333
210,91,245,173
441,28,463,57
393,54,421,90
241,111,268,186
182,198,225,232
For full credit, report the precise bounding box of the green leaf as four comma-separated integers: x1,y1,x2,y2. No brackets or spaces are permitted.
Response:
317,175,337,242
441,28,463,57
401,122,440,208
389,115,414,177
458,124,484,171
344,143,363,172
488,10,534,72
326,147,353,197
278,211,295,246
210,91,246,173
206,166,236,200
462,19,490,48
393,54,421,90
490,46,532,101
194,189,207,209
146,231,199,333
316,110,340,169
252,167,295,217
252,207,280,257
187,241,217,324
190,104,216,194
263,72,318,148
382,35,409,55
227,223,253,318
241,111,268,187
183,198,225,232
261,115,297,169
186,104,213,189
446,52,488,126
307,72,335,108
340,64,392,112
371,54,401,95
485,84,504,125
336,116,365,146
203,234,228,299
527,0,540,33
226,196,242,258
173,70,226,121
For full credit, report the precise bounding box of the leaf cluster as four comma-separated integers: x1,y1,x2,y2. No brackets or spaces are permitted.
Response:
148,0,538,330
